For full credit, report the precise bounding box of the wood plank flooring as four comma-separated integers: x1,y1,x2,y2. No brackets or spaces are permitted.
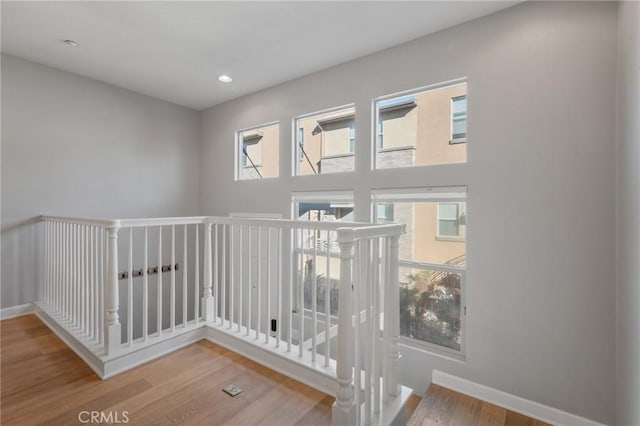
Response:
2,315,548,426
1,315,333,425
408,384,551,426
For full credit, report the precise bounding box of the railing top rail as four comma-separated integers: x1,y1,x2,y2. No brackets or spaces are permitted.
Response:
40,215,119,227
208,216,399,234
118,216,209,228
336,223,405,242
40,215,405,238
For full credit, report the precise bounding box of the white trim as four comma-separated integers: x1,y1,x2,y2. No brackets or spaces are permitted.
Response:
291,190,355,203
432,370,609,426
0,303,34,319
34,304,105,377
371,186,467,202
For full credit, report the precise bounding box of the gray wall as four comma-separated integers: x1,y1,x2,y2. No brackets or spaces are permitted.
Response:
200,2,617,424
616,2,640,426
1,54,201,308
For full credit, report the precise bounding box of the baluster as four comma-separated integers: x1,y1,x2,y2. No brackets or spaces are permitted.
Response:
81,224,85,329
312,228,318,363
287,227,293,352
380,236,388,401
83,225,87,331
332,228,356,425
65,223,70,320
89,226,94,339
44,222,49,304
372,238,381,414
194,224,200,324
127,228,133,346
105,226,121,355
63,223,66,315
143,227,148,342
384,235,401,399
256,227,261,340
183,225,188,327
220,224,225,326
213,223,218,323
364,239,373,424
325,230,331,367
94,227,99,341
157,226,163,337
75,225,79,327
277,228,283,348
99,228,105,346
354,240,362,426
229,224,234,329
70,223,74,321
265,228,271,344
298,227,304,357
247,226,252,337
52,223,56,309
238,226,243,332
170,225,176,332
202,222,214,322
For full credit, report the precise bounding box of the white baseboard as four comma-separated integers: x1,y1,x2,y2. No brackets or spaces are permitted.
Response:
0,303,33,319
432,370,608,426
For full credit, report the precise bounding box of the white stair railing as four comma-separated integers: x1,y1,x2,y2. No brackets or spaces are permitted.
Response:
39,215,405,425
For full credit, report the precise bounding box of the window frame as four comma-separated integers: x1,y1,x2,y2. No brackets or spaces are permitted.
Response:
371,186,467,359
235,121,280,181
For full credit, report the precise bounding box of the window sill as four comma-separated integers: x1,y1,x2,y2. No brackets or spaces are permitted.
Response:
377,145,416,153
449,138,467,145
320,152,355,160
399,336,466,362
436,236,465,242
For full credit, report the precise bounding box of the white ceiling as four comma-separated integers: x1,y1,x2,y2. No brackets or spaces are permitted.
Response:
1,1,519,110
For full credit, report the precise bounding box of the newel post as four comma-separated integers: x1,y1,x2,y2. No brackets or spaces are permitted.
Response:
384,234,402,399
202,222,214,322
105,226,121,355
331,228,357,426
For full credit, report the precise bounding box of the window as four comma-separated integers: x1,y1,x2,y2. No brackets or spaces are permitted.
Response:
373,187,466,353
294,106,356,176
451,95,467,143
374,81,467,169
236,123,279,180
437,202,465,239
292,191,354,316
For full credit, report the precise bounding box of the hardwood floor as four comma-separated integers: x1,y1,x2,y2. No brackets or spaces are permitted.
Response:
2,315,548,426
1,315,333,425
408,384,550,426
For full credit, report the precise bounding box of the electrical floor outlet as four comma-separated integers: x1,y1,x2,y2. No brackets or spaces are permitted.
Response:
223,385,242,397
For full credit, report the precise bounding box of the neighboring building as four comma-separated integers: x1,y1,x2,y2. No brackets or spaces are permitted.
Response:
239,124,279,180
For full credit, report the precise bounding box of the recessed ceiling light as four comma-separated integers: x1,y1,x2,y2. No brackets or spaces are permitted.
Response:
63,39,78,47
218,75,233,83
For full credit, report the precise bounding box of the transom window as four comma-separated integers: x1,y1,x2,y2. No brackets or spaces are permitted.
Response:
374,81,467,169
236,123,279,180
293,106,356,176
